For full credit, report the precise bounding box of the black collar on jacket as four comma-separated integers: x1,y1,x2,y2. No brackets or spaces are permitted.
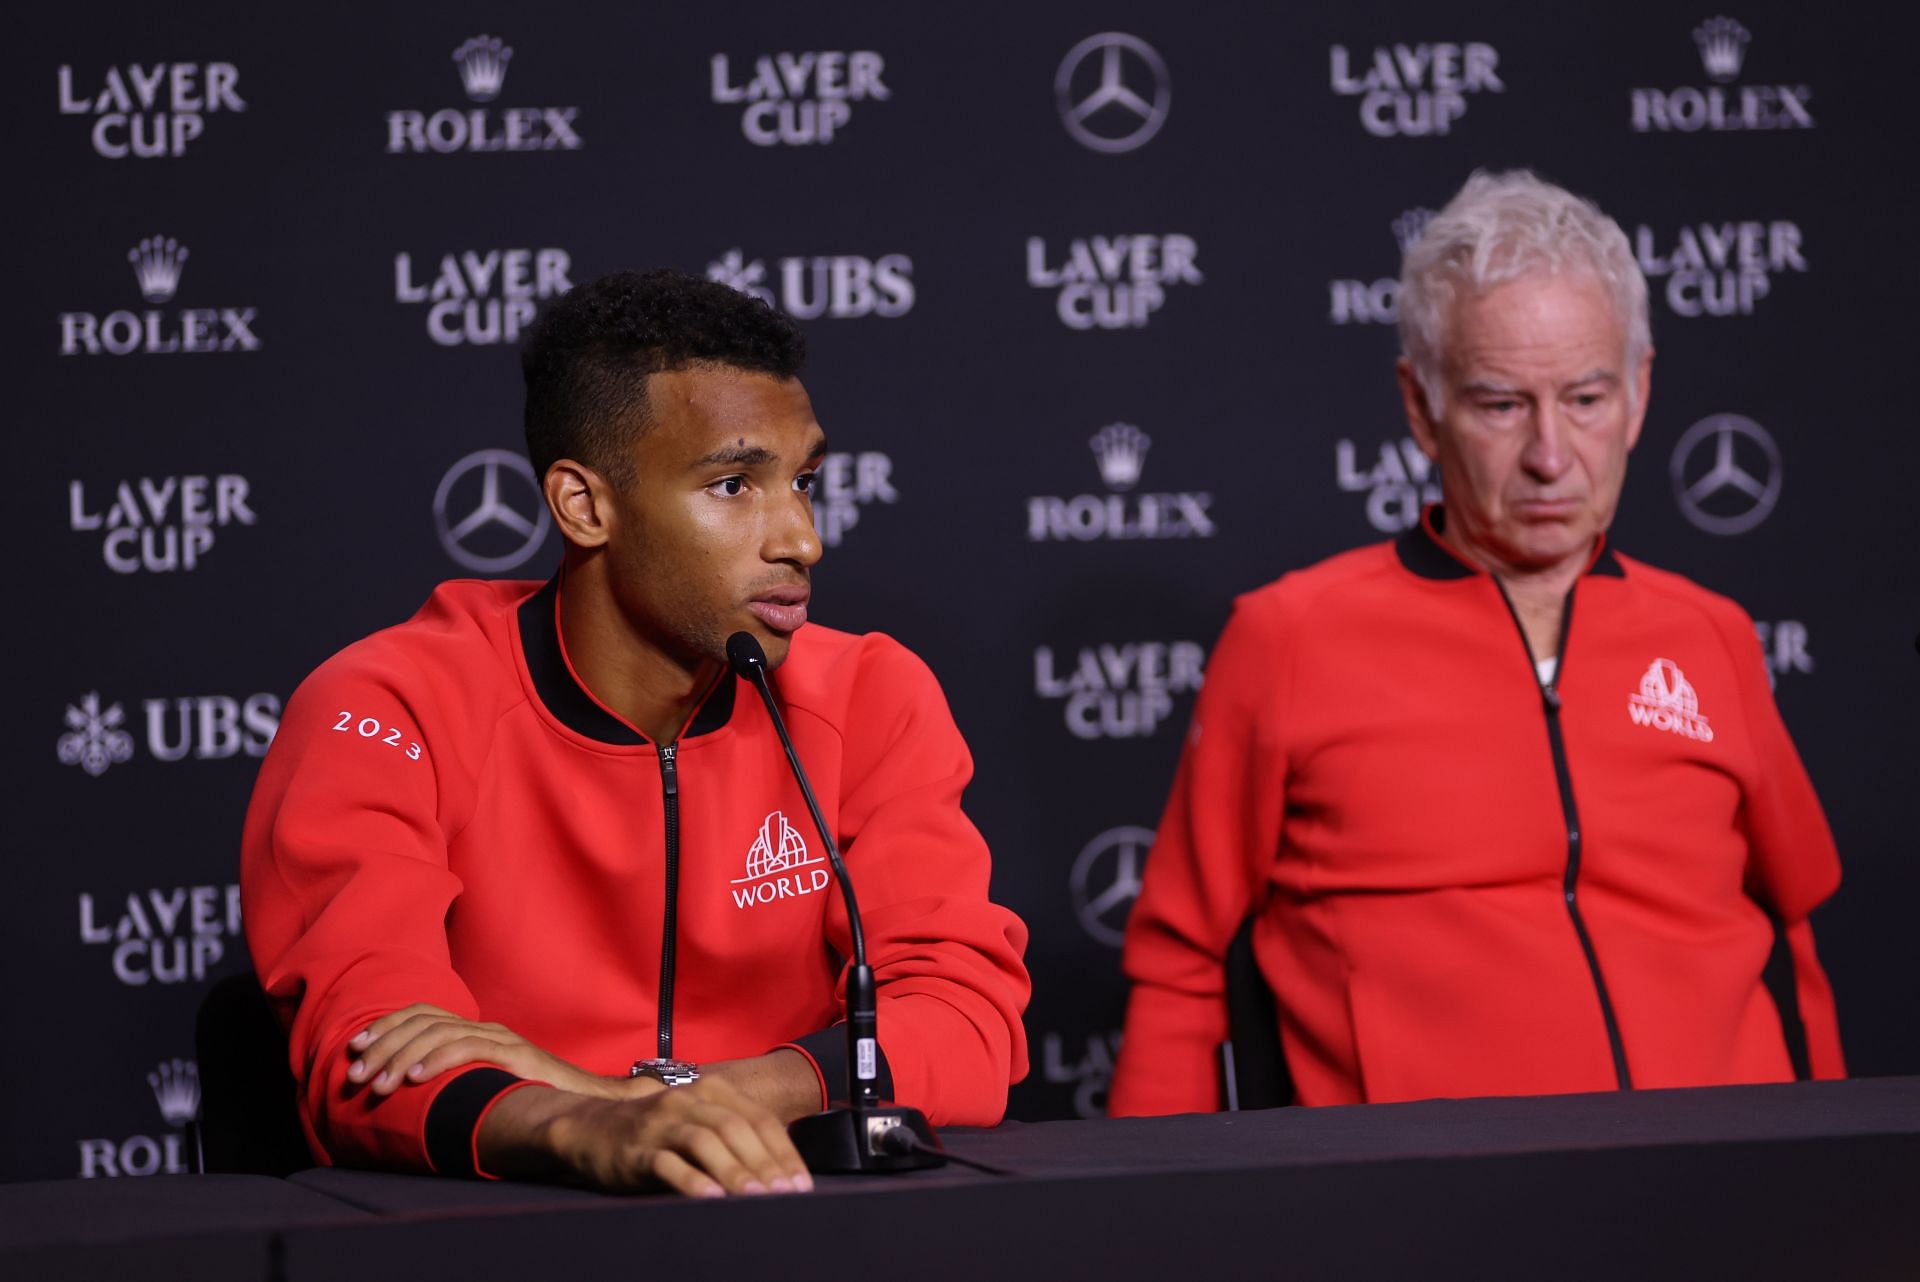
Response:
1395,505,1624,581
517,576,737,745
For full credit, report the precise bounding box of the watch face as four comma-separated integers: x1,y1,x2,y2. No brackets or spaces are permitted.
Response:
631,1058,700,1085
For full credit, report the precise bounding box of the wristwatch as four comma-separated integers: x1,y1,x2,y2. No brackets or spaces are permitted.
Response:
630,1057,701,1087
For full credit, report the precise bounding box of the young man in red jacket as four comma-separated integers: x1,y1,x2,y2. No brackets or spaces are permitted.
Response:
1111,171,1842,1115
242,270,1030,1196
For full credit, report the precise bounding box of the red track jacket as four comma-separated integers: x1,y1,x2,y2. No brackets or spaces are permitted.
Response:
1111,511,1842,1114
243,577,1030,1175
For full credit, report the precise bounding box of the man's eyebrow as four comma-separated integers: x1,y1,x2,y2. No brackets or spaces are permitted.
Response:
690,434,830,469
1461,380,1524,397
691,443,779,468
1567,369,1619,387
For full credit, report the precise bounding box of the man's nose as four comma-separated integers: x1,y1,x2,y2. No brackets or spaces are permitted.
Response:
1522,406,1573,480
767,489,823,568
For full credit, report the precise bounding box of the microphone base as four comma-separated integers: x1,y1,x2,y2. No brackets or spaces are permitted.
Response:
789,1105,945,1174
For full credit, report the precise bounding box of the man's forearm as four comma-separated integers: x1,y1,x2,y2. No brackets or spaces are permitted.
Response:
474,1084,592,1183
703,1048,821,1123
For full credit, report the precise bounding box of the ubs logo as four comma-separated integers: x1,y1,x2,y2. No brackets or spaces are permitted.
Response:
1070,826,1153,947
1056,33,1171,154
1670,413,1781,535
433,449,551,572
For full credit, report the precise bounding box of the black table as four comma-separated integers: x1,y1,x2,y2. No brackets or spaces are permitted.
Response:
7,1077,1919,1280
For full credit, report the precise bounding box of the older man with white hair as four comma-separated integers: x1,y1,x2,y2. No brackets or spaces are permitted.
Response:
1110,170,1842,1114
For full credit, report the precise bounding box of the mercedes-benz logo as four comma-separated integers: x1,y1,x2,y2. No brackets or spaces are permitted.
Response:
1670,413,1782,536
433,448,551,573
1070,825,1154,947
1055,33,1170,154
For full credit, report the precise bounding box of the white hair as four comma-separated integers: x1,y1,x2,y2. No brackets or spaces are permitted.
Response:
1398,169,1651,414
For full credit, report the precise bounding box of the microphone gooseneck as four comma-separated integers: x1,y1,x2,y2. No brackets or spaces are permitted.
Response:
725,631,868,971
724,630,944,1173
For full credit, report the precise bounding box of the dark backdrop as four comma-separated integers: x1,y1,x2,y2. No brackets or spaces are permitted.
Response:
9,0,1917,1183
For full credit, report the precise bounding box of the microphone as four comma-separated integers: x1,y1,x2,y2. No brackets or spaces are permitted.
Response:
726,631,944,1173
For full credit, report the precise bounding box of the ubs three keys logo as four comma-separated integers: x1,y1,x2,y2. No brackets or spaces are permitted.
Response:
387,35,583,153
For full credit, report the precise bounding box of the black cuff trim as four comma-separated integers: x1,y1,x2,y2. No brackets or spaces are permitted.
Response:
425,1067,520,1178
792,1026,894,1105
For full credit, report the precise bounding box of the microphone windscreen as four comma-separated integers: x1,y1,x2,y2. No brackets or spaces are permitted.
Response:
726,630,768,677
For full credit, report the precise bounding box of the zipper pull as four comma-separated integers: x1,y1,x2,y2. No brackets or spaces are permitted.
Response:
660,742,678,797
1542,684,1563,713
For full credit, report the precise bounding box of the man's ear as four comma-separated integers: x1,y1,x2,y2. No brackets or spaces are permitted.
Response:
1397,358,1442,462
544,459,614,549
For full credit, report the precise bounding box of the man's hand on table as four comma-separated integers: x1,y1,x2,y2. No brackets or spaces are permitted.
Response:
345,1004,823,1195
477,1078,813,1197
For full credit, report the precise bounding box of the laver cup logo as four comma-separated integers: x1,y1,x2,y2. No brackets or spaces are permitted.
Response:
69,474,258,573
79,884,242,986
394,248,573,345
1337,437,1440,532
710,50,891,145
387,35,582,153
58,62,245,158
60,238,261,356
1631,17,1813,132
1634,220,1806,318
1027,234,1201,330
1329,41,1503,136
1033,641,1204,739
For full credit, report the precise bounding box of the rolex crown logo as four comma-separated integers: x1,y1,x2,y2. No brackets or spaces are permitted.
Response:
1693,16,1750,83
452,34,514,102
1391,208,1437,255
148,1058,200,1127
1090,423,1151,492
127,236,188,304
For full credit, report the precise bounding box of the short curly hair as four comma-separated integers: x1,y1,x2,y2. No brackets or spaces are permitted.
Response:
520,268,808,484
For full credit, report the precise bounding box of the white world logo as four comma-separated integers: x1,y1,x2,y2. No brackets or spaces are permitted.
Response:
433,448,550,572
1055,33,1170,154
1670,413,1782,536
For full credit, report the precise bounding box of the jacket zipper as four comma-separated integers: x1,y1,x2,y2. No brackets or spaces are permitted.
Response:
656,741,680,1059
1496,581,1633,1091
